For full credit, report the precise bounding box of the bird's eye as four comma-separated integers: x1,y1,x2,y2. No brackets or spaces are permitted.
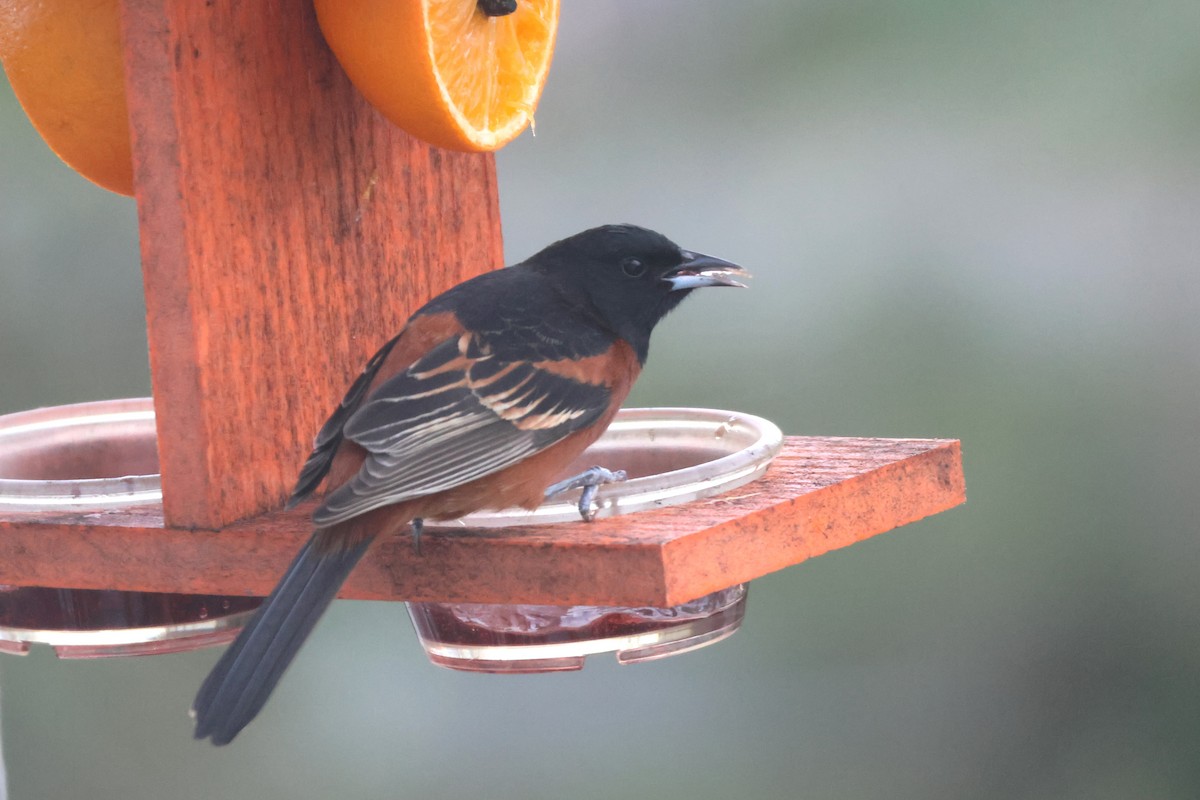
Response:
621,257,646,277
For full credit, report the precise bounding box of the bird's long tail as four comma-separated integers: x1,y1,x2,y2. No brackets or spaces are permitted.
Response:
191,531,373,745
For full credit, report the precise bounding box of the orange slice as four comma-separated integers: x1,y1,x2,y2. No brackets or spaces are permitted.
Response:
0,0,133,195
315,0,559,152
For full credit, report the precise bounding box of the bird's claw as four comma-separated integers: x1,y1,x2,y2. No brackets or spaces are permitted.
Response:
544,466,628,522
411,518,424,555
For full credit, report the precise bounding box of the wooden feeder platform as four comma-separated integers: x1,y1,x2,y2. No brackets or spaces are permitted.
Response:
0,436,962,606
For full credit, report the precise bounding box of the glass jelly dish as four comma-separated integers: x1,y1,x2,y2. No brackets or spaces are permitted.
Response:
0,398,260,658
410,407,781,673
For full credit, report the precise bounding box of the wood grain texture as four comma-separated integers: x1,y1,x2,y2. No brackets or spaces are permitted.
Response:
0,437,966,606
120,0,503,529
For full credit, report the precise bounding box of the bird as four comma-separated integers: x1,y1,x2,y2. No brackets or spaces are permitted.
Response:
191,223,746,745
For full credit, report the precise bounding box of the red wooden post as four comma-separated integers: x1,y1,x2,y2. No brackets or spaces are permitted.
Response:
120,0,503,529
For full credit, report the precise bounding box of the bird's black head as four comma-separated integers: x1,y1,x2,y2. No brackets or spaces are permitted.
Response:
525,224,746,363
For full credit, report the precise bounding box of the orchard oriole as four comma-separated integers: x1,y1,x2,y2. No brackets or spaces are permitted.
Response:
192,224,746,744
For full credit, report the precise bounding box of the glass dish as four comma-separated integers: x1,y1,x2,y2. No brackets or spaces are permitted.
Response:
412,407,781,672
0,398,259,657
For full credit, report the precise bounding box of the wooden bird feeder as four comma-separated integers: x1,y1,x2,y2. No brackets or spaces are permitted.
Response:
0,1,964,661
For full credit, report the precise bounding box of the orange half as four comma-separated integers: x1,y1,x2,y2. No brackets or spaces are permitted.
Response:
0,0,133,195
315,0,559,152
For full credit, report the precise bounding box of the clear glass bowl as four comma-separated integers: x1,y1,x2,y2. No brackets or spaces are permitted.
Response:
0,397,161,508
0,587,260,658
430,407,784,527
408,584,748,673
410,407,782,673
0,398,259,658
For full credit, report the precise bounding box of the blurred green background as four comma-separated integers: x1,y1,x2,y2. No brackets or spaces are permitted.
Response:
3,1,1199,798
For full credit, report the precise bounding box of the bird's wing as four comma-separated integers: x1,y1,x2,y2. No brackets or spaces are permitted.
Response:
287,332,404,507
311,332,612,527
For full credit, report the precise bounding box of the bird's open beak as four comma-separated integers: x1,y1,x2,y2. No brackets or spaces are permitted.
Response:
664,251,748,291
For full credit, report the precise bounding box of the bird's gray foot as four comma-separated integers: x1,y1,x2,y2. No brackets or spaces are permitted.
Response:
411,517,424,555
544,466,628,522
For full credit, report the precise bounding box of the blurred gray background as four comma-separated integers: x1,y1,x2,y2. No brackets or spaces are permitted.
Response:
3,1,1199,798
